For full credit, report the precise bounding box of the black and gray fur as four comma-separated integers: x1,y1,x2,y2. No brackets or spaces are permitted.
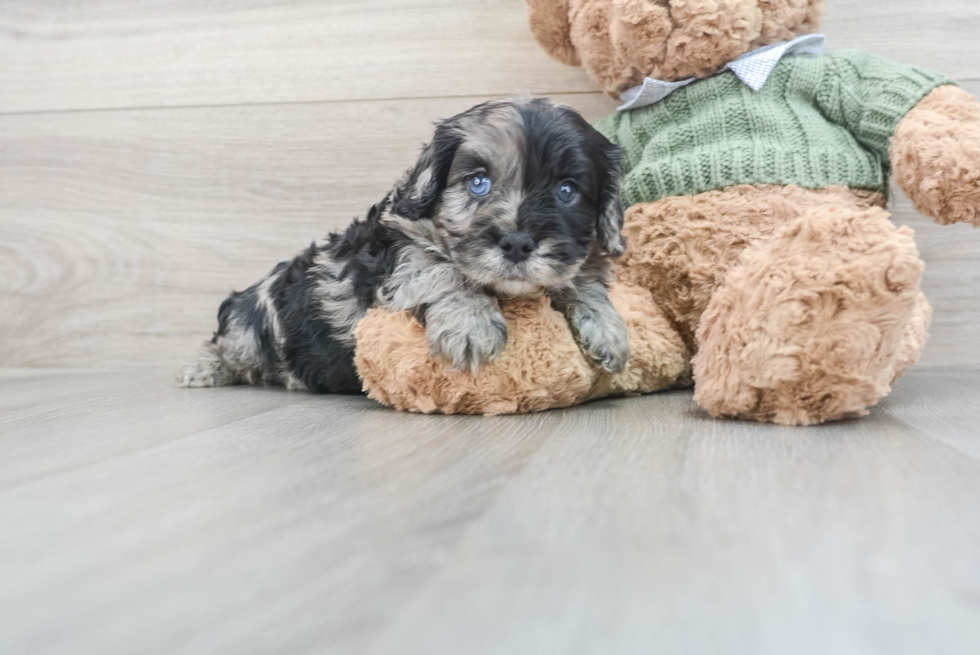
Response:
178,97,629,393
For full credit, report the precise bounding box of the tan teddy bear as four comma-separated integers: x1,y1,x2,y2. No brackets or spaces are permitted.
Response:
355,0,980,424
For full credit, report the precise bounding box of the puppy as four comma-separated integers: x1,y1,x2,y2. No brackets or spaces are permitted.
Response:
178,97,630,393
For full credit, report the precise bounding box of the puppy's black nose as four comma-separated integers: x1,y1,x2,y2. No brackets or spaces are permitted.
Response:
499,232,537,264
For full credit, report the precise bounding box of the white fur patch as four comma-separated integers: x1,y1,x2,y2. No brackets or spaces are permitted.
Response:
312,251,368,347
491,279,540,296
282,371,308,391
256,270,285,356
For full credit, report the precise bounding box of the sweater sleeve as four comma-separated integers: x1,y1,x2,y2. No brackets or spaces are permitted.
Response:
816,50,955,160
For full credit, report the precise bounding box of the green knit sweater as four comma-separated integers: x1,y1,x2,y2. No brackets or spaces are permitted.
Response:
596,50,954,207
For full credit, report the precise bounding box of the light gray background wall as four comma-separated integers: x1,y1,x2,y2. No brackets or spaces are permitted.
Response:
1,0,978,368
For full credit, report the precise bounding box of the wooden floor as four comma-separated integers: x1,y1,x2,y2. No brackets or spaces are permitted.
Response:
3,1,980,652
2,367,979,654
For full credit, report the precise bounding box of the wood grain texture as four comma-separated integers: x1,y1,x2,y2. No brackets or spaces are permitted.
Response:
2,87,978,369
882,369,980,461
0,93,619,368
822,0,980,80
0,368,978,654
0,369,560,655
0,0,977,114
0,0,598,114
0,369,312,488
376,389,980,655
1,0,979,369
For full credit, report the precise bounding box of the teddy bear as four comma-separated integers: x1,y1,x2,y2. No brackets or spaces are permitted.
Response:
354,0,980,425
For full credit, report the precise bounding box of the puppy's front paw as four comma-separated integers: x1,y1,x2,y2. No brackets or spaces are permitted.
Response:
425,295,508,372
572,308,630,374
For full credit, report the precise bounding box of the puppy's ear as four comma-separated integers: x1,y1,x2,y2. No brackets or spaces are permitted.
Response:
391,120,463,221
596,144,626,258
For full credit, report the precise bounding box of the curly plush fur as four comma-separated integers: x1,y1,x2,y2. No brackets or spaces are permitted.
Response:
354,2,980,424
527,0,826,97
357,185,930,424
355,281,691,414
892,85,980,228
617,185,885,346
692,201,928,425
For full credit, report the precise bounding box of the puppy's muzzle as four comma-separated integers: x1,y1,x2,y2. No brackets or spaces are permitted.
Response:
499,231,537,264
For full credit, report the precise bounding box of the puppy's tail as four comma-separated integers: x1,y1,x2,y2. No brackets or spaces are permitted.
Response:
175,343,241,388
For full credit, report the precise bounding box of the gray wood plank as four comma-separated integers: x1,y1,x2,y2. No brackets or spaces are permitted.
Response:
0,93,618,369
0,369,978,654
0,0,597,114
0,369,311,488
822,0,980,78
0,0,976,114
881,369,980,461
0,380,560,655
374,383,980,655
1,1,978,369
0,368,160,417
3,85,978,369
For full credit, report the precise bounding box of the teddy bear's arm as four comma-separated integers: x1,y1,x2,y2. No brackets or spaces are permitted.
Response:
891,85,980,227
812,52,976,226
814,51,953,158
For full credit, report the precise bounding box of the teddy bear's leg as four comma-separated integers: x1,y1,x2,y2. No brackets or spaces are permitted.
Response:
354,282,691,415
692,204,927,426
892,291,932,381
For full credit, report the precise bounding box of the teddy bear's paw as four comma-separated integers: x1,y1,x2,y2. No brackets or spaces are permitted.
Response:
892,86,980,228
424,293,508,373
573,305,631,375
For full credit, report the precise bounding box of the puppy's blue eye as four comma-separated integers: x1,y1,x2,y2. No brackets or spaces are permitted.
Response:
556,182,579,204
468,176,492,197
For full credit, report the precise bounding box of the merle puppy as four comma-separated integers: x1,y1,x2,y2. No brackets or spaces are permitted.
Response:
178,97,630,393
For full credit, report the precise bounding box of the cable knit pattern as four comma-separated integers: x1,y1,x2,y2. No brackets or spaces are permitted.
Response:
596,50,953,207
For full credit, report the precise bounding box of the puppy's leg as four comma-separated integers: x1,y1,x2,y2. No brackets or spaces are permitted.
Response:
381,251,507,371
553,280,630,374
424,290,508,372
176,344,241,388
177,266,285,388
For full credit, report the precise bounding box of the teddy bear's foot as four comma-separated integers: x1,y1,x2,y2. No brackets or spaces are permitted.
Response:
692,204,927,426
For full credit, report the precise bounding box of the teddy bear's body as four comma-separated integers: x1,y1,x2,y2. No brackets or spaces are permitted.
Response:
355,0,980,424
588,39,954,423
597,47,951,209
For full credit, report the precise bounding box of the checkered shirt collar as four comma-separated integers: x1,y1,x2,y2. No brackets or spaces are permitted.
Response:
618,33,826,112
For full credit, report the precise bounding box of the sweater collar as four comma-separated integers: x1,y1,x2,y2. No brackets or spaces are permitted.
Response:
617,33,826,112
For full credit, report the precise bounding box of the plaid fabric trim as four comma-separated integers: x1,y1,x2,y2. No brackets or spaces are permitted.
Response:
618,33,826,111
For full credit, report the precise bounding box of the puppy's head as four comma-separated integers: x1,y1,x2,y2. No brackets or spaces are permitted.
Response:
390,97,624,296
